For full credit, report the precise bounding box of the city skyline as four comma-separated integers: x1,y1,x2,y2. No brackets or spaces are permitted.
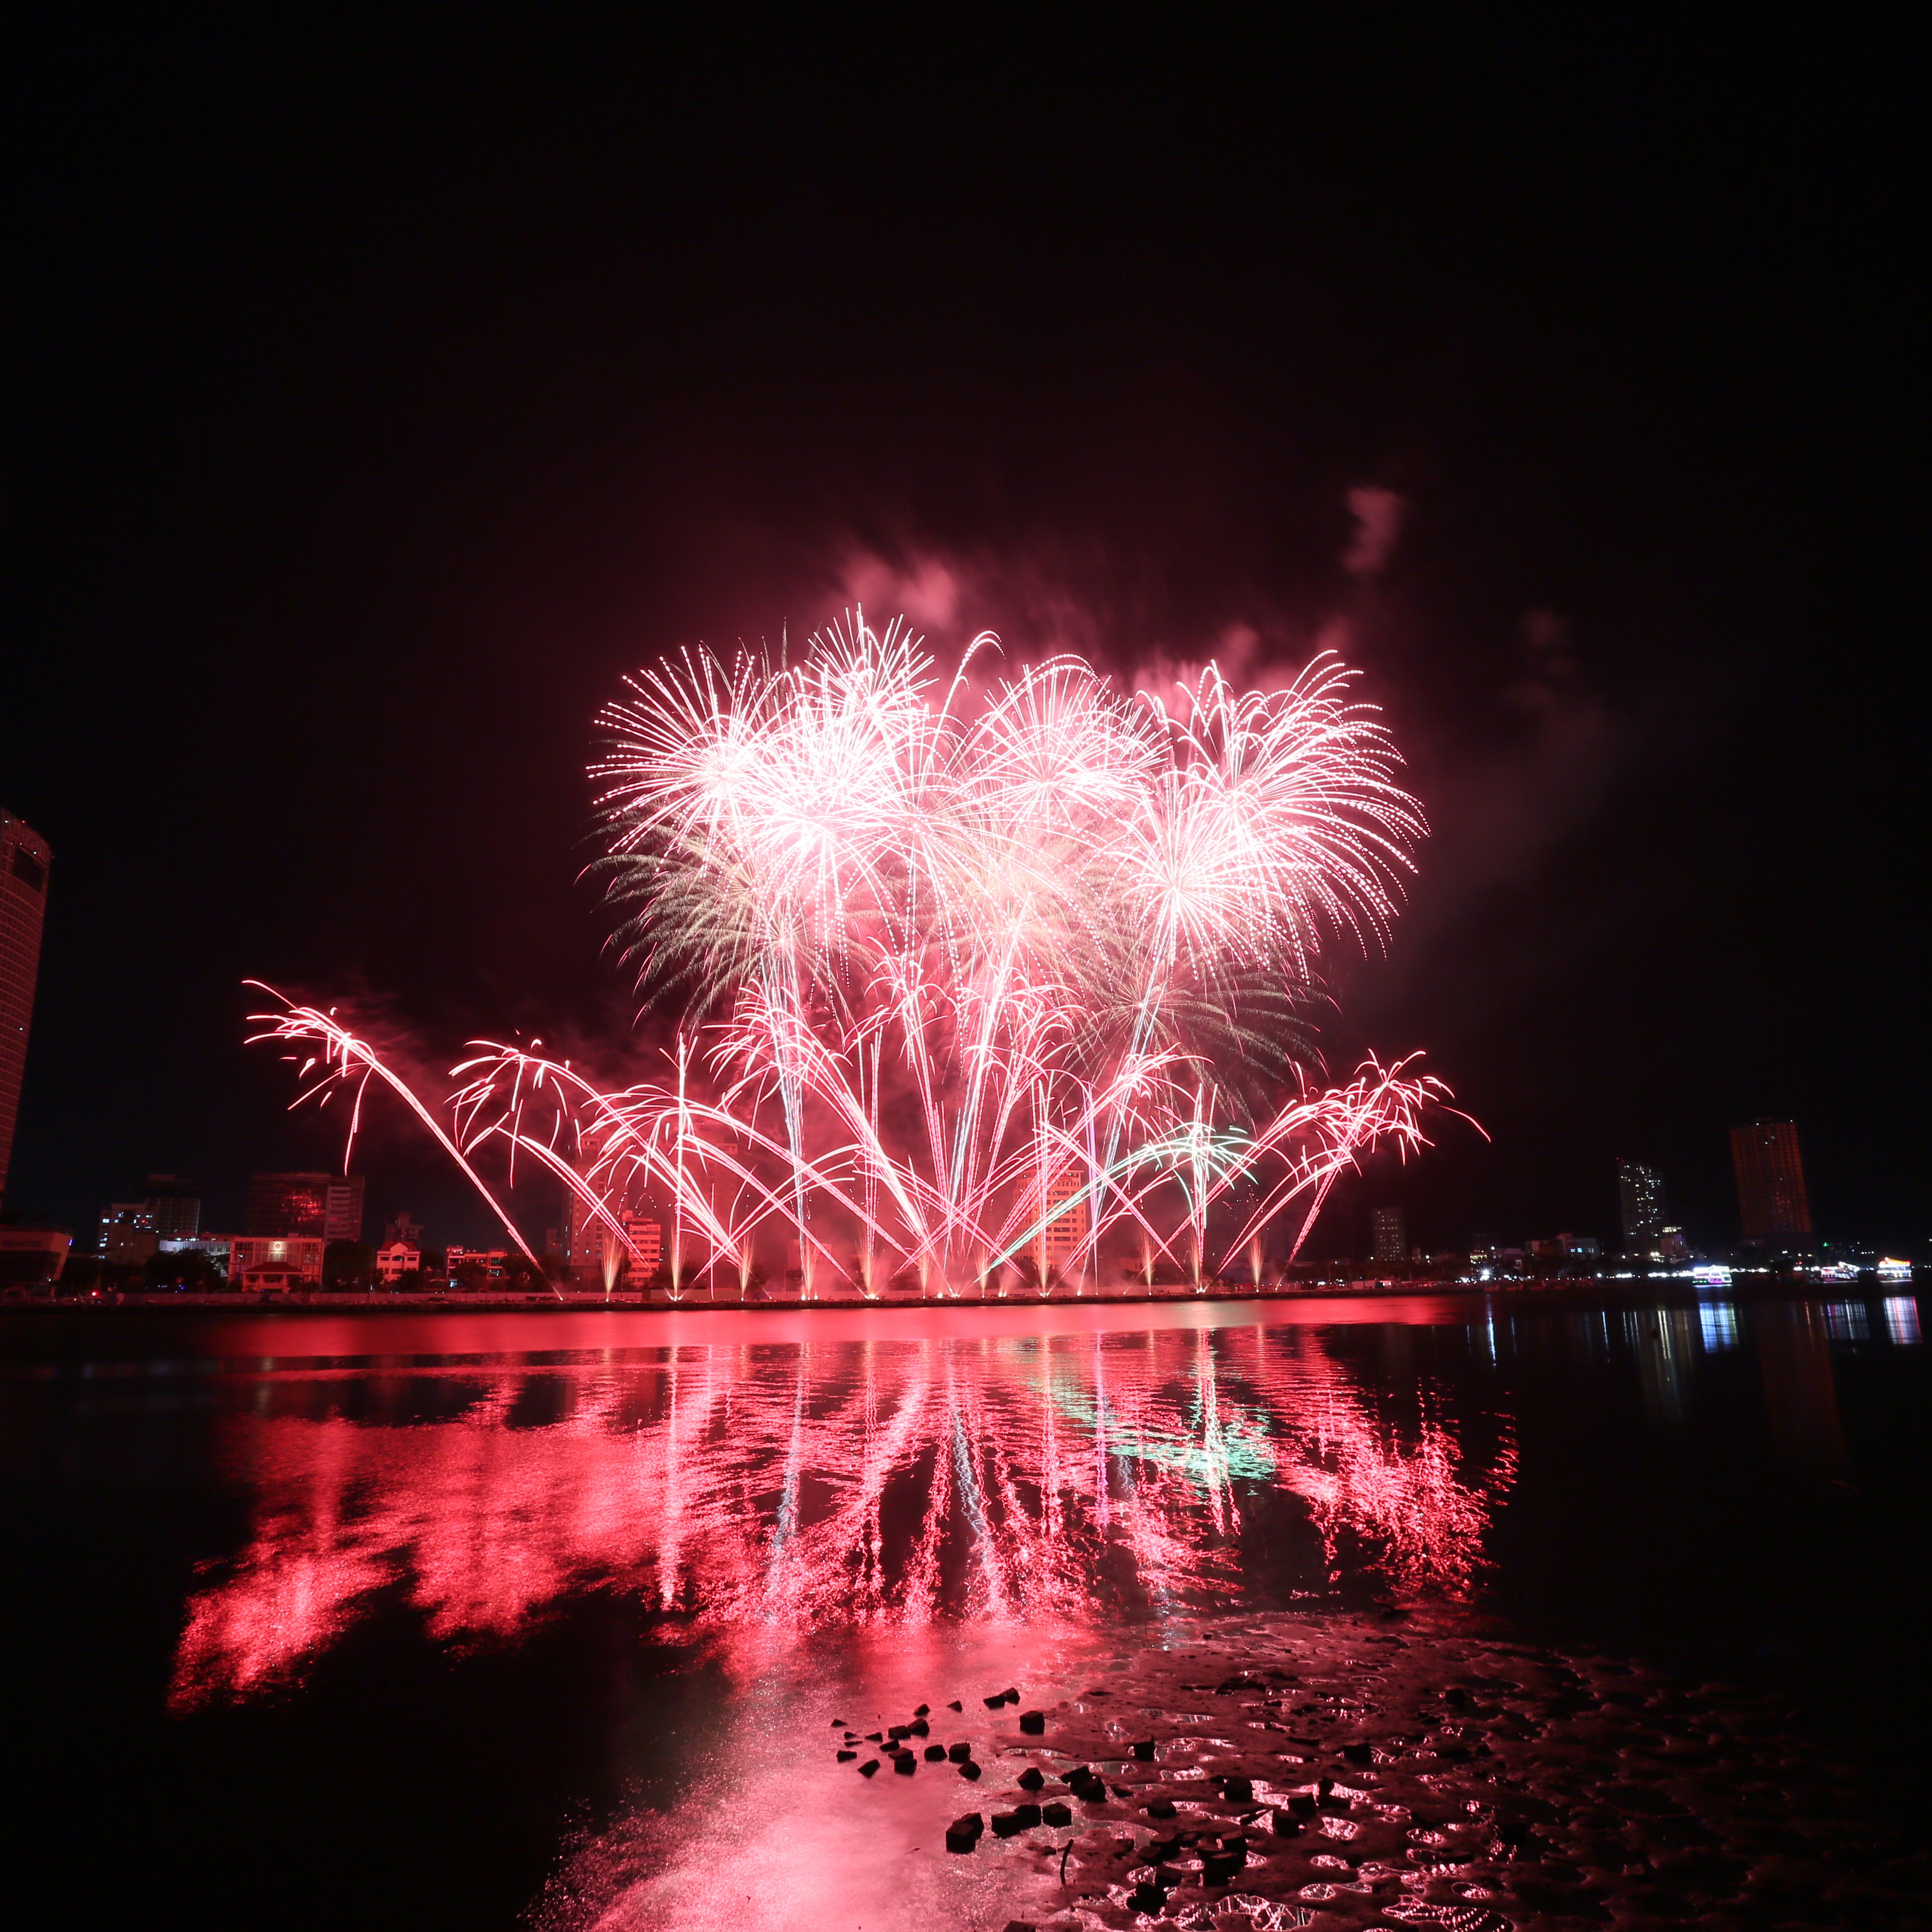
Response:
62,1127,1888,1289
2,789,1906,1262
8,813,1914,1257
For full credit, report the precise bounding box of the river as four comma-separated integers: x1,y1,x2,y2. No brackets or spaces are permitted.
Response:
2,1290,1922,1928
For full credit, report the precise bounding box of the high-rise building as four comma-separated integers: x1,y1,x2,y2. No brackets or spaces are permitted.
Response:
246,1172,333,1238
0,809,51,1206
1034,1172,1091,1280
622,1216,664,1275
561,1181,593,1276
1617,1158,1668,1255
143,1175,202,1239
324,1176,365,1244
384,1212,424,1246
1370,1205,1406,1267
560,1180,639,1280
1730,1120,1812,1245
98,1202,159,1266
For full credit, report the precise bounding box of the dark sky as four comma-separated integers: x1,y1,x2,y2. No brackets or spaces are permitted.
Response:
11,17,1925,1253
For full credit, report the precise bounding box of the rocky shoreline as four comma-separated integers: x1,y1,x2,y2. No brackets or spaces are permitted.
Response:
843,1612,1922,1931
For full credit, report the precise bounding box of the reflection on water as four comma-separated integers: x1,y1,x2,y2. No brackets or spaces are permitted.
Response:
1699,1300,1740,1350
169,1319,1516,1708
1631,1306,1697,1424
1,1290,1923,1932
1757,1297,1849,1473
1824,1299,1870,1342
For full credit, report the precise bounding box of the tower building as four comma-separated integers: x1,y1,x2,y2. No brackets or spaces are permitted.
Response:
1034,1172,1091,1281
1730,1120,1812,1246
324,1176,366,1244
244,1172,364,1242
0,809,51,1205
246,1172,332,1238
1617,1158,1669,1256
622,1216,663,1272
1370,1205,1406,1267
98,1203,159,1267
143,1176,202,1239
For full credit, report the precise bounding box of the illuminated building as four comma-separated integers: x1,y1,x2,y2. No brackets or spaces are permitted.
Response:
1034,1173,1090,1279
246,1172,365,1242
622,1217,663,1276
1617,1158,1668,1256
0,808,50,1206
1730,1119,1812,1245
1370,1205,1405,1267
373,1240,421,1284
158,1235,232,1276
228,1234,324,1289
554,1192,659,1285
247,1173,330,1238
560,1180,594,1276
446,1245,510,1279
324,1176,365,1243
98,1202,159,1266
100,1182,201,1265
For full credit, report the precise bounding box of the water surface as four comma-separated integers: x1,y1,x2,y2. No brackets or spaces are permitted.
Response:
2,1291,1922,1927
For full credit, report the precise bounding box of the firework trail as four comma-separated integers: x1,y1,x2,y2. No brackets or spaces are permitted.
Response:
253,610,1458,1292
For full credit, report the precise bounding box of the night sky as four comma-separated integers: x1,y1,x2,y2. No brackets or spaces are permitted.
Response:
12,18,1924,1254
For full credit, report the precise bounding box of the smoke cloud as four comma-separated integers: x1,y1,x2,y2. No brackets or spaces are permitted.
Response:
1342,485,1406,579
808,502,1670,1043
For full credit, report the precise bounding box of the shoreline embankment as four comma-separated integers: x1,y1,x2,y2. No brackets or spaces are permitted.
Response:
2,1271,1908,1317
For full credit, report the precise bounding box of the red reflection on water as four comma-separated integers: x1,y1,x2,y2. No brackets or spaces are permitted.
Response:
170,1309,1512,1707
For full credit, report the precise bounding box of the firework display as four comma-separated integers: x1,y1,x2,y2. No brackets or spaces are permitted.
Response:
252,612,1453,1295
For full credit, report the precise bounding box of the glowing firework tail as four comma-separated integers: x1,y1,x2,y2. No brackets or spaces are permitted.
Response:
251,612,1460,1287
243,987,554,1292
